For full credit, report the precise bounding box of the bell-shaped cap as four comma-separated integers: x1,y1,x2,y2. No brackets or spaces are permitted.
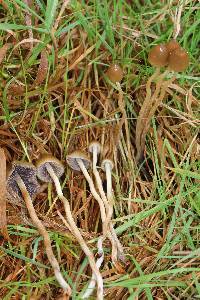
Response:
106,64,123,83
148,44,168,67
7,161,39,202
36,154,64,182
66,151,91,171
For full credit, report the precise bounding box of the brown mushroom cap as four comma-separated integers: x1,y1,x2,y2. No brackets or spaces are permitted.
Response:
168,47,189,72
66,151,91,171
7,161,39,202
148,44,169,67
106,64,123,83
36,154,64,182
166,39,180,54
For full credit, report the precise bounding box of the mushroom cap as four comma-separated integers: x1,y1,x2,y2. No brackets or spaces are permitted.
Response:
88,141,101,154
66,151,91,171
166,39,180,54
6,161,40,202
106,64,123,83
148,44,168,67
168,47,189,72
36,154,64,182
101,159,114,171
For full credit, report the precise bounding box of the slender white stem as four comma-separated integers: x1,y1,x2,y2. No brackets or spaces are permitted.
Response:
76,159,107,225
98,160,124,262
82,237,104,299
92,146,109,213
91,150,124,263
46,164,104,300
16,175,71,296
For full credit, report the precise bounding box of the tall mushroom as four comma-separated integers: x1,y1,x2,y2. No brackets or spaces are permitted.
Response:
135,40,189,162
88,142,123,257
36,154,103,300
66,151,107,228
101,158,124,261
106,64,130,154
6,161,72,297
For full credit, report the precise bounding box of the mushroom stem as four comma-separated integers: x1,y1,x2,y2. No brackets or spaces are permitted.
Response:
76,158,107,227
16,175,71,297
91,145,108,211
82,236,104,299
79,151,123,263
103,161,124,261
46,163,104,300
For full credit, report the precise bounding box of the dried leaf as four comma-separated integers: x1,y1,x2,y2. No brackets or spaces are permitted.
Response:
0,148,9,239
0,43,11,65
33,50,48,87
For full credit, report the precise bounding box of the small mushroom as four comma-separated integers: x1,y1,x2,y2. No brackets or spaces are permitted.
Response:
136,40,189,162
7,161,71,296
37,154,104,300
7,161,39,203
88,142,124,262
106,64,130,152
168,47,189,72
101,159,114,208
106,64,123,83
36,154,64,183
88,142,108,211
101,158,114,232
148,44,169,67
101,158,124,261
66,151,107,224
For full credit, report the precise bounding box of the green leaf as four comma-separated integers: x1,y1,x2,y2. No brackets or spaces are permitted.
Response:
0,23,47,33
0,246,49,269
45,0,58,30
169,168,200,180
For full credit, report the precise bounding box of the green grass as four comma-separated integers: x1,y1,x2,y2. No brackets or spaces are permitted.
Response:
0,0,200,299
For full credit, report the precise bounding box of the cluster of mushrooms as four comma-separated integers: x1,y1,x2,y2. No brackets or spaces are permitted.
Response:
6,39,189,300
148,39,189,71
6,142,123,300
136,39,189,161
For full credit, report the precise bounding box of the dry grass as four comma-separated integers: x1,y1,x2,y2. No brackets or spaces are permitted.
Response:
0,0,200,299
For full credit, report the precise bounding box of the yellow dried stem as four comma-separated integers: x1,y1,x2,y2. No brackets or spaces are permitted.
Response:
136,69,169,161
140,75,176,154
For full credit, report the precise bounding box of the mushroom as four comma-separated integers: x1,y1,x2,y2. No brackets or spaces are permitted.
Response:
135,43,169,162
101,158,124,261
106,64,123,83
88,142,116,247
168,47,189,72
135,40,189,162
88,142,117,237
66,151,107,226
148,44,169,67
88,141,108,210
6,161,72,297
106,64,130,155
36,154,104,300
